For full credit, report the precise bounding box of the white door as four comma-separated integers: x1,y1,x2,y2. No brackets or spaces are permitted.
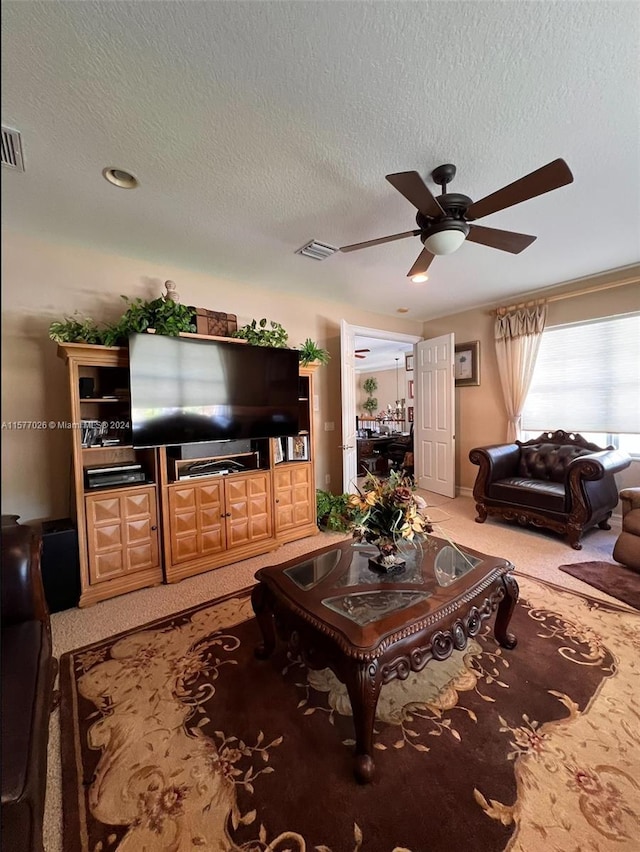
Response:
340,319,359,493
414,334,455,497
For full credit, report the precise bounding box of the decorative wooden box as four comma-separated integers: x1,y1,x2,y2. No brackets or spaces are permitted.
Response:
195,309,238,338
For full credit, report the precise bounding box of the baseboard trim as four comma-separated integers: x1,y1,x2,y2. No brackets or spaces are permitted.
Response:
457,486,473,499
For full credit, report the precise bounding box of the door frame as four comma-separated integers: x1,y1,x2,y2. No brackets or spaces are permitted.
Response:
340,322,422,492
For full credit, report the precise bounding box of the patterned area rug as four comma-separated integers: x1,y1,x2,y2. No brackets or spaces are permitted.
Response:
558,561,640,610
60,575,640,852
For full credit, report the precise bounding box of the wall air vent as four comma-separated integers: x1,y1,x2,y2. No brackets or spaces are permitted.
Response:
1,126,24,171
295,240,338,261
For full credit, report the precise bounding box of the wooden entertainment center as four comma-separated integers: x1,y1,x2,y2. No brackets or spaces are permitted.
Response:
58,338,319,607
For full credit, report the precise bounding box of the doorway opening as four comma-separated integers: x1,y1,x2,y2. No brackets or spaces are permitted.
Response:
340,322,421,493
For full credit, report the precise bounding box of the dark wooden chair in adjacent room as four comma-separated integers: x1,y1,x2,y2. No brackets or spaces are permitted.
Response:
384,425,414,479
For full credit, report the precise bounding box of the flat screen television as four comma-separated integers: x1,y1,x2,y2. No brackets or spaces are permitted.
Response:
129,333,300,448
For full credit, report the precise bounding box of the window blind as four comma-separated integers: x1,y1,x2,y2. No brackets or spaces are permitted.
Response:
522,313,640,434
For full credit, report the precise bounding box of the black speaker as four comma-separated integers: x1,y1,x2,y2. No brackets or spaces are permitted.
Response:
79,377,95,398
39,518,81,612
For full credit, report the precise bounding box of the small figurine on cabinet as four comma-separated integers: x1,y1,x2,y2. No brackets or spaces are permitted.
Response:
164,280,180,303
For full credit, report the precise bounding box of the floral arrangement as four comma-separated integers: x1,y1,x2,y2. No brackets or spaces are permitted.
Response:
347,471,433,557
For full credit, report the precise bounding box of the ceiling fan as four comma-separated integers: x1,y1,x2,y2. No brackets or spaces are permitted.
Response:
355,348,370,359
340,159,574,279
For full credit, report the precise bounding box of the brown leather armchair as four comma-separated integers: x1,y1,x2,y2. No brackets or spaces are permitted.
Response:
613,487,640,571
1,517,57,852
469,431,632,550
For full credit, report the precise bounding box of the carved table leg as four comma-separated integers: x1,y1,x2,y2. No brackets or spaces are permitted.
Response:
251,583,276,659
344,660,382,784
495,573,519,650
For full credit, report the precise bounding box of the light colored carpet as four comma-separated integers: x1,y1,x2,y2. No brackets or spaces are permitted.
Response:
44,494,630,851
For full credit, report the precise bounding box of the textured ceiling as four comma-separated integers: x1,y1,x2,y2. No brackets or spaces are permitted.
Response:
353,336,414,374
2,1,639,321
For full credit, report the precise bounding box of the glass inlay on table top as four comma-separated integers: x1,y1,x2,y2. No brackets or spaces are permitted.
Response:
336,543,425,586
284,548,342,590
433,545,482,587
283,542,483,595
322,590,432,626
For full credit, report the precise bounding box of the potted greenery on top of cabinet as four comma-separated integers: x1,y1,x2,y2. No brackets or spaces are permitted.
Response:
232,319,329,366
49,296,196,346
231,318,289,347
50,299,331,373
297,338,330,366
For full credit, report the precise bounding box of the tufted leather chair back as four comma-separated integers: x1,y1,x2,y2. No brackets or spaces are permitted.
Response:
518,443,591,483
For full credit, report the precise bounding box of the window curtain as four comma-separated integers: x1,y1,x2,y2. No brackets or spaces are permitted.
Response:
494,302,547,442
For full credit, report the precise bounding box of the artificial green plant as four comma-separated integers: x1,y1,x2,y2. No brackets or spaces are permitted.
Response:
231,318,289,348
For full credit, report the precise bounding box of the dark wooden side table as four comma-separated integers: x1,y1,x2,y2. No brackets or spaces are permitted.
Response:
252,537,518,783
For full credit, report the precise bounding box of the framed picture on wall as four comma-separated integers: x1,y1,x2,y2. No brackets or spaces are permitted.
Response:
408,406,414,422
405,353,414,371
287,435,309,461
454,341,480,387
408,380,414,399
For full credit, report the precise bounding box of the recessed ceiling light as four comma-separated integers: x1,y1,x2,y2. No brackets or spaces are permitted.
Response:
396,308,409,313
102,167,138,189
411,274,429,284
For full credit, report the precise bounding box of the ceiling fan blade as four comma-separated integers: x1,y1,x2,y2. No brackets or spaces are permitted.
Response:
340,229,420,253
466,224,537,254
406,247,435,278
355,354,366,359
355,349,371,353
466,158,573,220
386,171,445,218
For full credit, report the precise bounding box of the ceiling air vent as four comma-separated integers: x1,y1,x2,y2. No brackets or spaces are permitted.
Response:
1,126,25,172
295,240,338,261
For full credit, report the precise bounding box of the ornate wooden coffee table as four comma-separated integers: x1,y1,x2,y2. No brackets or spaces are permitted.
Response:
252,537,518,783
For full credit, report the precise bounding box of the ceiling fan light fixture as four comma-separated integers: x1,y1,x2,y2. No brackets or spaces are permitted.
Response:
339,158,571,274
423,222,469,256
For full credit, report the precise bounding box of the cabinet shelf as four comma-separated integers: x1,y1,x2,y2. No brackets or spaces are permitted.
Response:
80,397,128,403
82,444,134,453
85,480,154,494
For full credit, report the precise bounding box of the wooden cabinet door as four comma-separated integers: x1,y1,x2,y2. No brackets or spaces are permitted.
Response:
86,486,159,585
225,472,272,548
273,464,314,533
169,480,225,564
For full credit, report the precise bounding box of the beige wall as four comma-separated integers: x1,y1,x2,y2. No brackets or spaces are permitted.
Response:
1,230,422,521
356,366,410,426
2,229,637,521
422,269,640,494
